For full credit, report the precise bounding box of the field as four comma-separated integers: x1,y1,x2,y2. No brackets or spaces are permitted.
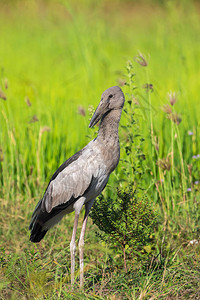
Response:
0,0,200,299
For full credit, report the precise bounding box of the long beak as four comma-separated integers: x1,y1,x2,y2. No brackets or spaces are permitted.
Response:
89,103,102,128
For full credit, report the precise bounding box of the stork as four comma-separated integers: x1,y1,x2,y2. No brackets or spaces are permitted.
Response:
29,86,125,287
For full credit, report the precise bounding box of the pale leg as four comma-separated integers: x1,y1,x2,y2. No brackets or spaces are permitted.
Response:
70,213,79,285
78,199,95,288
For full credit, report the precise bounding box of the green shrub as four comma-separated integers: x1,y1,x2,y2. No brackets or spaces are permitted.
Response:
90,186,158,272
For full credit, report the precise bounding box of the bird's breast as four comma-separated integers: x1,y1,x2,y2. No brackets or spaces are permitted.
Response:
98,139,120,174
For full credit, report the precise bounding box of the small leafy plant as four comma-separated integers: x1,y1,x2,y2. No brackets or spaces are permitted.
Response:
90,187,158,272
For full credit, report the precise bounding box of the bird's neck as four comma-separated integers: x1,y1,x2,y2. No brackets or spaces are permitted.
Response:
97,108,122,143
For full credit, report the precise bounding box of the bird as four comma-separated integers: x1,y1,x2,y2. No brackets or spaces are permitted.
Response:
29,86,125,287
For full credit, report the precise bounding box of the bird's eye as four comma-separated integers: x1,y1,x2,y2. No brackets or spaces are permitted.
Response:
109,94,113,99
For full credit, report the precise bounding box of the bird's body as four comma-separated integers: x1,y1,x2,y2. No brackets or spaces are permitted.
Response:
29,86,125,286
29,137,119,241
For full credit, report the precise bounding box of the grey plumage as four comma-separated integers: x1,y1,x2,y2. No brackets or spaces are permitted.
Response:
29,85,125,286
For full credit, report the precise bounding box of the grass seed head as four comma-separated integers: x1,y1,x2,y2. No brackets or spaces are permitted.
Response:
4,78,8,89
156,157,171,171
41,126,51,134
134,53,148,67
25,96,32,107
154,136,159,152
0,88,7,100
29,115,39,123
187,164,192,176
167,113,182,125
168,91,177,106
78,105,86,116
162,104,172,114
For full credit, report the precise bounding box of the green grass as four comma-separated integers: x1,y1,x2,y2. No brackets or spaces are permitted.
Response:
0,0,200,299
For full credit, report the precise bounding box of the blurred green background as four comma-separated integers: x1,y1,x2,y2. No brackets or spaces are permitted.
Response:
1,0,200,194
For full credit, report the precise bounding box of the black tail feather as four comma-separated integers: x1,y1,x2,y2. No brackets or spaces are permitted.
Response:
29,195,77,243
30,222,48,243
29,199,48,243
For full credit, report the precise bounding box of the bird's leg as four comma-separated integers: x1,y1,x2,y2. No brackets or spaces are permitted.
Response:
70,213,79,286
78,199,95,288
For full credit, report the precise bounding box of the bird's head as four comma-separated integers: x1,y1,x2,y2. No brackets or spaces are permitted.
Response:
89,86,125,128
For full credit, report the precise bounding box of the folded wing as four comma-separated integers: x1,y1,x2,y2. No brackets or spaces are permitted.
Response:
29,142,104,242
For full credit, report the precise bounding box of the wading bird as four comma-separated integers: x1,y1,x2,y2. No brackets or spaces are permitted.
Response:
29,86,125,287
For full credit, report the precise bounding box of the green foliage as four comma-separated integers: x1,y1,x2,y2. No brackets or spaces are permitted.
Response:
91,187,158,258
118,60,147,187
90,60,158,271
